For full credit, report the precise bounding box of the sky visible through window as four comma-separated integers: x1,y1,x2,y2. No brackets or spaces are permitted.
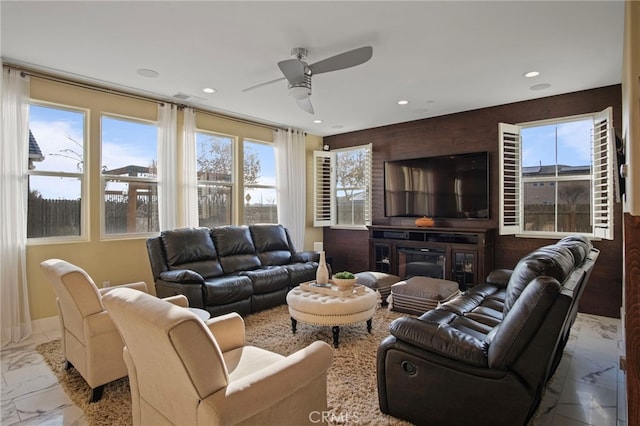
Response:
29,105,84,198
30,105,276,204
521,119,592,168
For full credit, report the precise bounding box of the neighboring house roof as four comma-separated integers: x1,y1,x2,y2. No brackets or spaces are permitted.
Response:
102,165,151,176
522,164,590,176
29,130,45,162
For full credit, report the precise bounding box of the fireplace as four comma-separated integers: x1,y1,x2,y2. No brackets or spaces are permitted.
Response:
398,247,446,279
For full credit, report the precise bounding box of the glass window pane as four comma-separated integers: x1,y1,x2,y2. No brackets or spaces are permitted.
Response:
336,148,367,226
521,117,593,235
29,105,85,173
523,181,556,232
556,120,592,169
244,187,277,224
243,140,276,225
104,179,158,234
521,124,556,171
557,180,592,233
198,184,231,227
197,133,233,183
27,175,81,238
244,140,275,186
102,116,157,175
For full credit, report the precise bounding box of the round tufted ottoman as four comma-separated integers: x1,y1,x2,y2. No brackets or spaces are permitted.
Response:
286,286,380,347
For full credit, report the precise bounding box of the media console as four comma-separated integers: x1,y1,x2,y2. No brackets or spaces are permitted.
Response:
368,225,495,290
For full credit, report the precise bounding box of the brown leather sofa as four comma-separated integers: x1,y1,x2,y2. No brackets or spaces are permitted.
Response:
146,224,319,317
377,235,599,426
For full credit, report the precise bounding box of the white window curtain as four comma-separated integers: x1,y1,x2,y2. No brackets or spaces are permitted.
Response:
182,107,198,227
157,103,178,231
275,128,306,250
1,67,33,346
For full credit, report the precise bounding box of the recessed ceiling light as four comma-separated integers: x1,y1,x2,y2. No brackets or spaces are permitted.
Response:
397,100,409,105
203,87,216,94
524,71,540,78
530,83,551,91
313,119,323,124
136,68,159,78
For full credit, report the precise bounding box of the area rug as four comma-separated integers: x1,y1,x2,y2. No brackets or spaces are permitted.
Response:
36,304,413,425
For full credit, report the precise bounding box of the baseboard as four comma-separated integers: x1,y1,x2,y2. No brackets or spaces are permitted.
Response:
31,315,59,334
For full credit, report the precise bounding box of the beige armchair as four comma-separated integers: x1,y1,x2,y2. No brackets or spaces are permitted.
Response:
40,258,188,402
102,287,334,426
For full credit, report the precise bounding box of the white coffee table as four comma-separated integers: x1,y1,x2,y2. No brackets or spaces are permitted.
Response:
187,307,211,321
286,284,380,347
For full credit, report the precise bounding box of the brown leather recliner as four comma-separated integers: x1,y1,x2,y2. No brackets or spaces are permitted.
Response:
377,235,598,426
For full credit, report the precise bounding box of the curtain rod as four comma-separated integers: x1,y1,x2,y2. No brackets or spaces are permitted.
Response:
4,63,286,132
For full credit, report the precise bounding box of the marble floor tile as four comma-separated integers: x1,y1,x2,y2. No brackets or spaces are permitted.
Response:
13,386,75,422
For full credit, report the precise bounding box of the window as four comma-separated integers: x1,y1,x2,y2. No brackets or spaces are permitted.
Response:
313,144,372,228
101,115,159,236
27,103,86,239
499,107,615,239
243,139,277,224
196,132,234,226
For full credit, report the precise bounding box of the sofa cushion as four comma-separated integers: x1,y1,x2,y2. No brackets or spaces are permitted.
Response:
242,267,290,294
503,245,574,316
284,263,318,287
486,276,561,369
204,275,253,306
211,226,261,273
161,228,223,278
249,225,293,266
556,235,592,266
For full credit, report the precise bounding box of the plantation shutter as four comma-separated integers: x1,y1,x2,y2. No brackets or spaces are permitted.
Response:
499,123,522,235
592,107,615,240
313,150,334,226
363,143,373,226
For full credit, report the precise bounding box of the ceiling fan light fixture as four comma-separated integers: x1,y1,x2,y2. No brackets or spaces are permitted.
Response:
289,85,311,100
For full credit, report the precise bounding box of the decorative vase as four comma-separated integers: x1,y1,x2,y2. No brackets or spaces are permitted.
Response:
415,216,435,227
316,251,329,285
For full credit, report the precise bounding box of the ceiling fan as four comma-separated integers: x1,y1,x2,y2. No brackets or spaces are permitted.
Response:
242,46,373,114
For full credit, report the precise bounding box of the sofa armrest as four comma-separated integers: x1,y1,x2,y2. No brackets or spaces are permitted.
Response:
205,312,245,352
99,281,148,296
162,294,189,307
389,317,488,367
159,269,204,284
291,251,319,263
200,340,333,425
83,310,119,337
485,269,513,287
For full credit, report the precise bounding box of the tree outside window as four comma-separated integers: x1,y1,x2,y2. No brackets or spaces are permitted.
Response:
243,140,275,225
27,104,86,239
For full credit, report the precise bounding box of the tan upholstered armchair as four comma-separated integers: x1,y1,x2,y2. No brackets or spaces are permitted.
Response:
40,258,188,402
102,287,334,426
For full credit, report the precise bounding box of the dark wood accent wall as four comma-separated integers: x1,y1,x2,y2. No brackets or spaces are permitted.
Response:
323,85,623,318
624,213,640,426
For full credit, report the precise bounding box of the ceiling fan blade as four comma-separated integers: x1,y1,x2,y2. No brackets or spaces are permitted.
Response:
278,59,307,85
308,46,373,75
296,97,314,114
242,76,286,92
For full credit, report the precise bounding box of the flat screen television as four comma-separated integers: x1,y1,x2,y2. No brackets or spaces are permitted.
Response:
384,152,489,219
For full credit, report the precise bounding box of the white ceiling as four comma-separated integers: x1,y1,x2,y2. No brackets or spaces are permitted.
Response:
0,1,625,137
